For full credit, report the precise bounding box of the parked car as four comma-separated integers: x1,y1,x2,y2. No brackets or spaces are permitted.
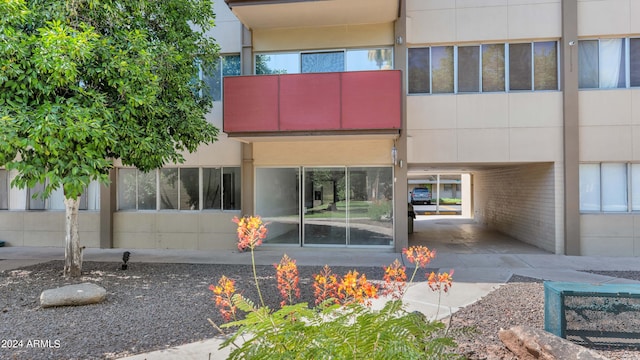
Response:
410,187,432,205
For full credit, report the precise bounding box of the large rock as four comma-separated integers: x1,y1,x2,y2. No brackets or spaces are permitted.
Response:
498,326,609,360
40,283,107,308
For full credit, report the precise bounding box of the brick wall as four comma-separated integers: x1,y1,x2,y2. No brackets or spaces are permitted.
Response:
474,163,557,252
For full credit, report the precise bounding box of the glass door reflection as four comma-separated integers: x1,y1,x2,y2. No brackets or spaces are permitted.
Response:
255,168,300,245
303,167,347,245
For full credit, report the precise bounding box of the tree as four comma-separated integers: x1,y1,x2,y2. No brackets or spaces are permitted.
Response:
0,0,220,277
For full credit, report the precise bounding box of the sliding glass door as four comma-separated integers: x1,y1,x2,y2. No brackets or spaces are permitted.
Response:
255,168,300,245
348,167,393,246
303,167,347,245
255,166,393,247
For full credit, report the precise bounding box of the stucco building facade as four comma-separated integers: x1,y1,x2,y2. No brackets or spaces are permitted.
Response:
2,0,640,257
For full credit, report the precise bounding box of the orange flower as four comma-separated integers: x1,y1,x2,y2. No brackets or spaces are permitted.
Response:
313,265,339,305
210,275,237,321
337,270,378,306
381,259,407,299
403,246,436,268
274,254,300,307
233,215,268,252
427,269,454,293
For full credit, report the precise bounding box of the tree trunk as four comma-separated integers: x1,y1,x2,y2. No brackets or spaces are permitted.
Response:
63,197,82,277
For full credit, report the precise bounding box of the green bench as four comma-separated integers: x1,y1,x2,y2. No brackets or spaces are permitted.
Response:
544,281,640,348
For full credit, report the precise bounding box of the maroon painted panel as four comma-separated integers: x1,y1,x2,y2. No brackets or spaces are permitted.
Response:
223,70,402,134
279,73,341,131
223,75,279,132
341,71,401,130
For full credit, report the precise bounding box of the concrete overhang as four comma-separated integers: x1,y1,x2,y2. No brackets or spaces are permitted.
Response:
224,0,400,30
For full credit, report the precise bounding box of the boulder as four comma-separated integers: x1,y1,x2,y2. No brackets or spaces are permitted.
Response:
498,326,609,360
40,283,107,308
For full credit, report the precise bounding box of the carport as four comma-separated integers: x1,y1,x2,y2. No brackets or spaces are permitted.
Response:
406,162,561,254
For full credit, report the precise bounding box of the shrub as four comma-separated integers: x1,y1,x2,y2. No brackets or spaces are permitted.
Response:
209,215,461,359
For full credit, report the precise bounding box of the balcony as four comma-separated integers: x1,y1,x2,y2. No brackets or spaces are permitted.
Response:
225,0,399,30
223,70,401,138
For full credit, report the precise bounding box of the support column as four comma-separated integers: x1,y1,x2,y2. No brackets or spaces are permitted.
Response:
562,0,580,255
393,0,408,252
240,25,255,216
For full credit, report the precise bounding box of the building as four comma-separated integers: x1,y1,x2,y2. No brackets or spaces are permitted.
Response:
1,0,640,256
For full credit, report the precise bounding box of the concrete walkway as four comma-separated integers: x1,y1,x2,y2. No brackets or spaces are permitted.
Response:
2,217,640,359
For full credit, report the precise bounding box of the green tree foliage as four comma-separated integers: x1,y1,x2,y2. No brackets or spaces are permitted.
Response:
0,0,220,276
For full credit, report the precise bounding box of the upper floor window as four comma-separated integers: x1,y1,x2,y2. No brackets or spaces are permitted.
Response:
579,39,625,89
408,41,558,94
203,54,241,101
117,167,241,211
577,37,640,89
255,48,393,75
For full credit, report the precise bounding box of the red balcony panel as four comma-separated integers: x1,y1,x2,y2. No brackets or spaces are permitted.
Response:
223,75,279,132
341,71,401,130
223,70,402,135
279,73,341,131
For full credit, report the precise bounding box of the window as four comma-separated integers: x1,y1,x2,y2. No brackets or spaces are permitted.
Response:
118,167,240,211
633,164,640,211
458,46,480,92
509,41,558,91
204,54,240,101
256,53,299,74
482,44,505,92
579,39,626,89
346,49,392,71
255,48,393,75
117,169,156,210
301,51,344,73
580,163,637,212
11,177,98,211
408,41,557,94
202,167,241,211
222,167,241,210
631,38,640,87
534,41,558,90
408,47,430,94
601,163,627,211
0,169,8,210
432,46,454,93
509,43,532,90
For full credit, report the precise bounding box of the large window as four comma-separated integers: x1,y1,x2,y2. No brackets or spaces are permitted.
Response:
204,54,241,101
118,167,240,211
0,169,99,210
255,48,393,75
579,163,640,212
408,41,558,94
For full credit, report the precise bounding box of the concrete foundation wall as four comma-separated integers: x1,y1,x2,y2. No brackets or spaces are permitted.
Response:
113,212,238,250
580,214,640,257
0,211,100,248
474,163,557,253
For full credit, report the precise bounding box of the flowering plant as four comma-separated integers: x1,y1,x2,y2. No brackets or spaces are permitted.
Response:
209,216,461,359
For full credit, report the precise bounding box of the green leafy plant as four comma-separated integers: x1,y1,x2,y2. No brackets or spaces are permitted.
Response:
208,216,463,359
0,0,220,277
367,200,392,221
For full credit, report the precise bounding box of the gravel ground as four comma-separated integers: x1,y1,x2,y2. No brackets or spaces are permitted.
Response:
1,261,639,359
